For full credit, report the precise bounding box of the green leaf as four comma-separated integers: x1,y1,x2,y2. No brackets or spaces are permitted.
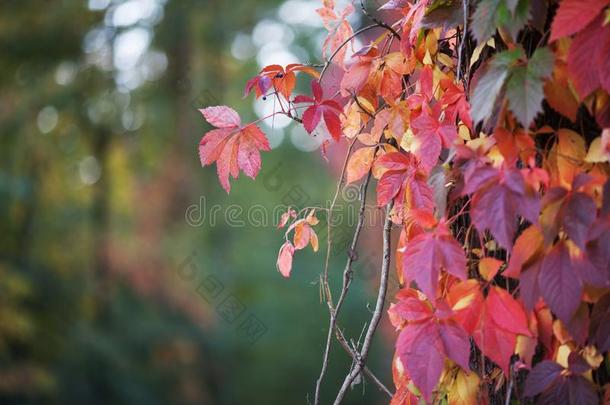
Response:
505,47,554,127
491,47,526,67
470,62,509,124
472,0,530,44
470,48,524,124
505,67,544,127
496,0,530,41
471,0,502,44
528,47,554,79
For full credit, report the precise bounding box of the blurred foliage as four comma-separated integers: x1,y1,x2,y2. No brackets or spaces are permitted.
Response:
0,0,390,404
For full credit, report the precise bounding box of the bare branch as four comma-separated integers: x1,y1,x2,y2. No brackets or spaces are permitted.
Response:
457,0,469,82
320,23,395,81
313,170,374,405
359,0,401,40
333,201,394,404
336,327,392,398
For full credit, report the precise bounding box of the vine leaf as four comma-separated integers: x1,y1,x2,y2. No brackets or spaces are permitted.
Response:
346,146,375,183
393,291,470,402
401,222,467,300
470,48,523,125
294,80,343,141
375,152,434,214
199,106,270,193
539,241,583,324
549,0,610,42
276,241,295,278
410,108,457,171
505,47,554,127
464,165,540,251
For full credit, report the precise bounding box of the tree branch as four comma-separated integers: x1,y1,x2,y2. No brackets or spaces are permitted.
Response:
333,201,393,404
457,0,469,83
336,327,392,398
313,170,374,405
320,23,393,81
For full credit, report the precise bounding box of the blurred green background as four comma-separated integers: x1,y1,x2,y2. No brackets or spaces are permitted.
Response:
0,0,393,403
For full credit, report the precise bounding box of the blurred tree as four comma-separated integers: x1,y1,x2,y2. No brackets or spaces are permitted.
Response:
0,0,391,403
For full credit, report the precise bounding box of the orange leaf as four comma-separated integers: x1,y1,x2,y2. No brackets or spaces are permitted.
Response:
478,257,503,281
346,146,375,183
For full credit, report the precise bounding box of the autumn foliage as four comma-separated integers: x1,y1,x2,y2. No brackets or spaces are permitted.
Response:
198,0,610,403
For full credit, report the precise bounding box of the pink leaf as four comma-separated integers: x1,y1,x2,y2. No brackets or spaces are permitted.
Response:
200,106,241,128
277,241,295,278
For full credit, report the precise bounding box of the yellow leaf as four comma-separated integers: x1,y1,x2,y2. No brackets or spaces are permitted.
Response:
448,369,480,405
399,127,415,152
516,335,537,367
423,49,433,65
437,52,454,68
356,96,375,115
585,136,609,163
583,345,604,369
458,124,471,141
425,29,439,56
556,344,571,368
470,38,495,68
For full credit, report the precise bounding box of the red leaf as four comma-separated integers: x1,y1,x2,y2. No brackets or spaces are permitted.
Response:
549,0,609,42
473,307,516,375
487,286,532,336
539,241,583,324
299,80,343,140
302,105,322,133
402,223,467,300
276,241,295,278
519,261,543,311
375,152,413,172
439,320,471,370
410,110,457,172
467,166,540,251
340,60,372,96
396,322,445,402
440,79,473,129
391,293,434,323
567,15,608,98
199,106,270,193
323,109,342,141
375,152,434,214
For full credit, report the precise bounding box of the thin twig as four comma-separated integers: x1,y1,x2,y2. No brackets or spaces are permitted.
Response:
457,0,469,82
320,23,387,81
505,369,513,405
359,0,401,40
333,201,394,405
335,328,393,398
313,170,374,405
